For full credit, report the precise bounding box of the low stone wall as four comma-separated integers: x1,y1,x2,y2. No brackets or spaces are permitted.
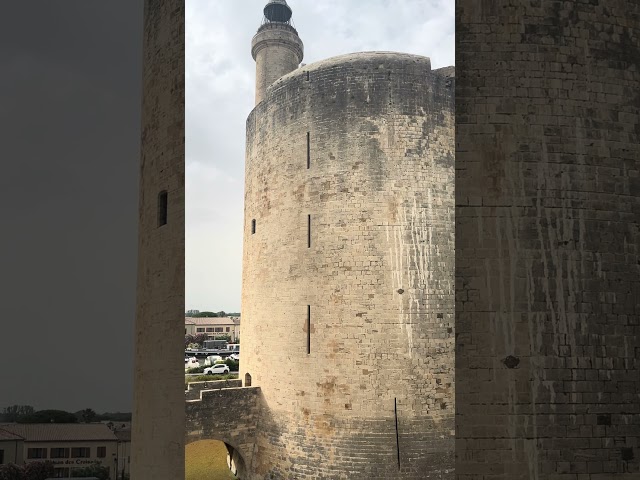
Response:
185,379,243,401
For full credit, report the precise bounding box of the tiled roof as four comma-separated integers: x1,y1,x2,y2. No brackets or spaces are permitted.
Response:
114,429,131,442
0,423,117,442
0,428,24,441
185,316,240,326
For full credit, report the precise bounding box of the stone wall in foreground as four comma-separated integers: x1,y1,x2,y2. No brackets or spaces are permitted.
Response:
456,1,640,478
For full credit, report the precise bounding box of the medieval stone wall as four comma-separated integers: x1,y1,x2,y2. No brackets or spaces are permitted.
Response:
456,0,640,478
131,1,185,479
185,379,243,401
186,386,262,477
242,52,455,479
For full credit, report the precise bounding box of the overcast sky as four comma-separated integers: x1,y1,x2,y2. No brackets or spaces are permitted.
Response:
186,0,455,313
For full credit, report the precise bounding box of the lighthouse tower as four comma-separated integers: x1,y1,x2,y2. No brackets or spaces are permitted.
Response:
251,0,304,105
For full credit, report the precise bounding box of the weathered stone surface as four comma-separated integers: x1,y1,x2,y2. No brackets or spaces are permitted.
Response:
455,0,640,478
186,386,262,478
252,23,303,106
242,52,455,479
185,379,243,401
131,1,185,479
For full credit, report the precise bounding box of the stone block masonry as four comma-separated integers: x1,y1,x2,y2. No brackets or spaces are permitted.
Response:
186,386,262,479
185,379,243,401
242,52,455,479
131,0,185,479
252,22,303,106
455,0,640,478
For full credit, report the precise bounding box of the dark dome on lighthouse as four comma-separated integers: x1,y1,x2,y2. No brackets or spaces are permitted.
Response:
264,0,293,23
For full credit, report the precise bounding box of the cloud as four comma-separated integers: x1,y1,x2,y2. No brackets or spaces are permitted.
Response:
186,0,454,312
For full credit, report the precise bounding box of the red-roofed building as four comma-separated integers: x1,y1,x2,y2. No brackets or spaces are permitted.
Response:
185,316,240,341
0,424,120,479
0,427,25,465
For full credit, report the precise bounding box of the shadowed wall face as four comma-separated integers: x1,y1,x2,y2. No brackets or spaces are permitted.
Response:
131,1,185,479
242,52,455,479
456,0,640,477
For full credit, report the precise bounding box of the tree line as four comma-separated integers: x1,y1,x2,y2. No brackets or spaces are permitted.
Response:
0,405,131,424
185,334,241,349
185,311,240,317
0,461,110,480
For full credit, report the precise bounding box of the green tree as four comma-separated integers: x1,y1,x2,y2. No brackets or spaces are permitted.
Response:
80,408,97,423
18,410,78,424
194,311,217,317
193,333,207,346
98,412,131,422
70,464,109,480
1,405,35,422
0,464,27,480
24,462,54,480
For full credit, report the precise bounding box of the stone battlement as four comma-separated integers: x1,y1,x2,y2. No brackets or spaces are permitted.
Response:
185,379,243,401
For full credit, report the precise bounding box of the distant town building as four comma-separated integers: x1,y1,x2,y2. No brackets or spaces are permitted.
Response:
0,423,130,479
0,428,24,464
185,317,240,342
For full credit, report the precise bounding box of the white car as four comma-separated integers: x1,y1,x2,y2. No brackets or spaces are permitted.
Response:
203,364,230,375
184,357,199,370
228,354,240,361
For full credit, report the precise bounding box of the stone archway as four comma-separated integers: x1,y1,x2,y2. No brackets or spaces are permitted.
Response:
224,441,247,478
185,437,248,479
185,386,261,478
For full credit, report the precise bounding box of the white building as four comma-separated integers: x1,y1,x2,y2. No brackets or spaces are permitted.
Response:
0,423,130,479
185,316,240,342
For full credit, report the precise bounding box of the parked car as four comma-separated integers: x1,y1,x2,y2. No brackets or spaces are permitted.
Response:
185,357,199,370
203,355,223,366
204,364,230,375
228,353,240,361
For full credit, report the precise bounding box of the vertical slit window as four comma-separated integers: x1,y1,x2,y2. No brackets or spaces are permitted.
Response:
306,132,310,169
394,398,400,470
306,71,310,81
307,215,311,248
157,191,168,227
306,305,311,354
251,219,256,234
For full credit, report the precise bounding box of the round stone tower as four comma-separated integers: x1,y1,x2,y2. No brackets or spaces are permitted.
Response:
241,5,455,477
131,1,185,479
251,0,303,105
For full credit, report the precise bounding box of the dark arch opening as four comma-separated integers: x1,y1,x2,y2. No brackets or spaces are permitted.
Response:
185,438,247,480
225,442,248,478
244,373,252,387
